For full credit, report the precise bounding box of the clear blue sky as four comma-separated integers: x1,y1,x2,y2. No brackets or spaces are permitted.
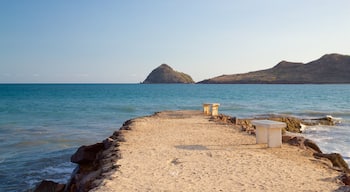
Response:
1,0,350,83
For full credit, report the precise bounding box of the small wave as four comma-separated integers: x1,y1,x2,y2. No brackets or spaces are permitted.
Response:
25,162,75,189
39,163,74,175
300,123,307,132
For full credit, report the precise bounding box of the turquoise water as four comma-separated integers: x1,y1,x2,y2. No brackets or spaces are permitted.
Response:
0,84,349,191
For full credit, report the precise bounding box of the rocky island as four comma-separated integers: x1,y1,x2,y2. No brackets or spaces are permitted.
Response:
143,64,194,84
198,53,350,84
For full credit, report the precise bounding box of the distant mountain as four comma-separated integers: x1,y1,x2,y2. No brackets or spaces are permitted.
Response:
198,53,350,84
143,64,194,84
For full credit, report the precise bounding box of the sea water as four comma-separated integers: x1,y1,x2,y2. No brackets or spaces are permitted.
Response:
0,84,349,191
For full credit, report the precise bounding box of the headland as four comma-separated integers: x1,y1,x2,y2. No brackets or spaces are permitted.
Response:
34,110,350,192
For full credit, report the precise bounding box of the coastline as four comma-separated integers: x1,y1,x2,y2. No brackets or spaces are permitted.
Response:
33,110,350,191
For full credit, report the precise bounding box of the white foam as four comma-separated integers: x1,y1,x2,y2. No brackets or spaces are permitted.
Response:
29,162,74,175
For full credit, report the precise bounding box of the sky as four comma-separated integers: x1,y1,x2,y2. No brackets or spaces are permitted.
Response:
1,0,350,83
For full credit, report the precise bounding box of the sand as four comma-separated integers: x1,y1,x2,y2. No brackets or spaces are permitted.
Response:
91,110,341,192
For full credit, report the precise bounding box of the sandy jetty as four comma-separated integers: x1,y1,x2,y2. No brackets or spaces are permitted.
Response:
90,110,342,192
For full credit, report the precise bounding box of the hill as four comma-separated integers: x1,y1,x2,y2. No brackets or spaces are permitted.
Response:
143,64,194,84
198,53,350,84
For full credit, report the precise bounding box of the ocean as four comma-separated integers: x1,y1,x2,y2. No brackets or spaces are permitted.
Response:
0,84,349,191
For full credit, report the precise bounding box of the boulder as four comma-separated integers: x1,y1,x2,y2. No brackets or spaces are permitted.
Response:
304,139,322,153
282,136,322,153
103,137,114,149
304,115,341,126
335,186,350,192
71,143,104,164
33,180,65,192
314,153,350,173
287,136,306,149
340,173,350,185
214,114,237,124
282,135,293,143
268,116,302,133
73,168,102,192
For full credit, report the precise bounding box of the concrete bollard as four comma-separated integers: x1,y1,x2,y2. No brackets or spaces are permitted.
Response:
203,103,211,115
211,103,220,116
251,120,286,148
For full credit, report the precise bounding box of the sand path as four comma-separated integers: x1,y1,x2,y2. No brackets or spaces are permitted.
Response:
92,110,341,192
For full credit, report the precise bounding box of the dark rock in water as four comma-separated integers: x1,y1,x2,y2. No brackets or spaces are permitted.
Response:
304,115,341,126
314,153,350,173
71,143,104,164
143,64,195,84
33,180,65,192
67,126,124,191
252,114,340,133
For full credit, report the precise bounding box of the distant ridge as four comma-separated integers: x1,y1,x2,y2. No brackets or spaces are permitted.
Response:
143,64,194,84
198,53,350,84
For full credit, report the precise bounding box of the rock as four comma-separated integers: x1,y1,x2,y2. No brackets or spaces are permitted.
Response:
305,115,342,126
282,136,323,153
111,130,125,142
103,137,114,149
33,180,65,192
269,116,302,133
340,173,350,185
335,186,350,192
120,120,133,130
71,143,104,164
314,153,350,173
237,119,254,133
304,139,322,153
143,64,194,84
74,168,102,192
288,136,306,148
215,114,237,124
282,135,293,143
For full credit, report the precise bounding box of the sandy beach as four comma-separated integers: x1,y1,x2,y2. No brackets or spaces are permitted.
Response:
91,110,341,192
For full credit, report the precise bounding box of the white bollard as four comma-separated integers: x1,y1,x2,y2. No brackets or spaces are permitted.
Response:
251,120,286,148
211,103,220,116
202,103,211,115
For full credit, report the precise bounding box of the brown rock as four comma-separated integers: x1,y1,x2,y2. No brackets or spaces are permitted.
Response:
282,135,293,143
33,180,65,192
335,186,350,192
314,153,350,173
340,173,350,185
71,143,104,164
74,169,102,192
103,137,114,149
288,136,306,148
269,116,302,133
304,139,322,153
